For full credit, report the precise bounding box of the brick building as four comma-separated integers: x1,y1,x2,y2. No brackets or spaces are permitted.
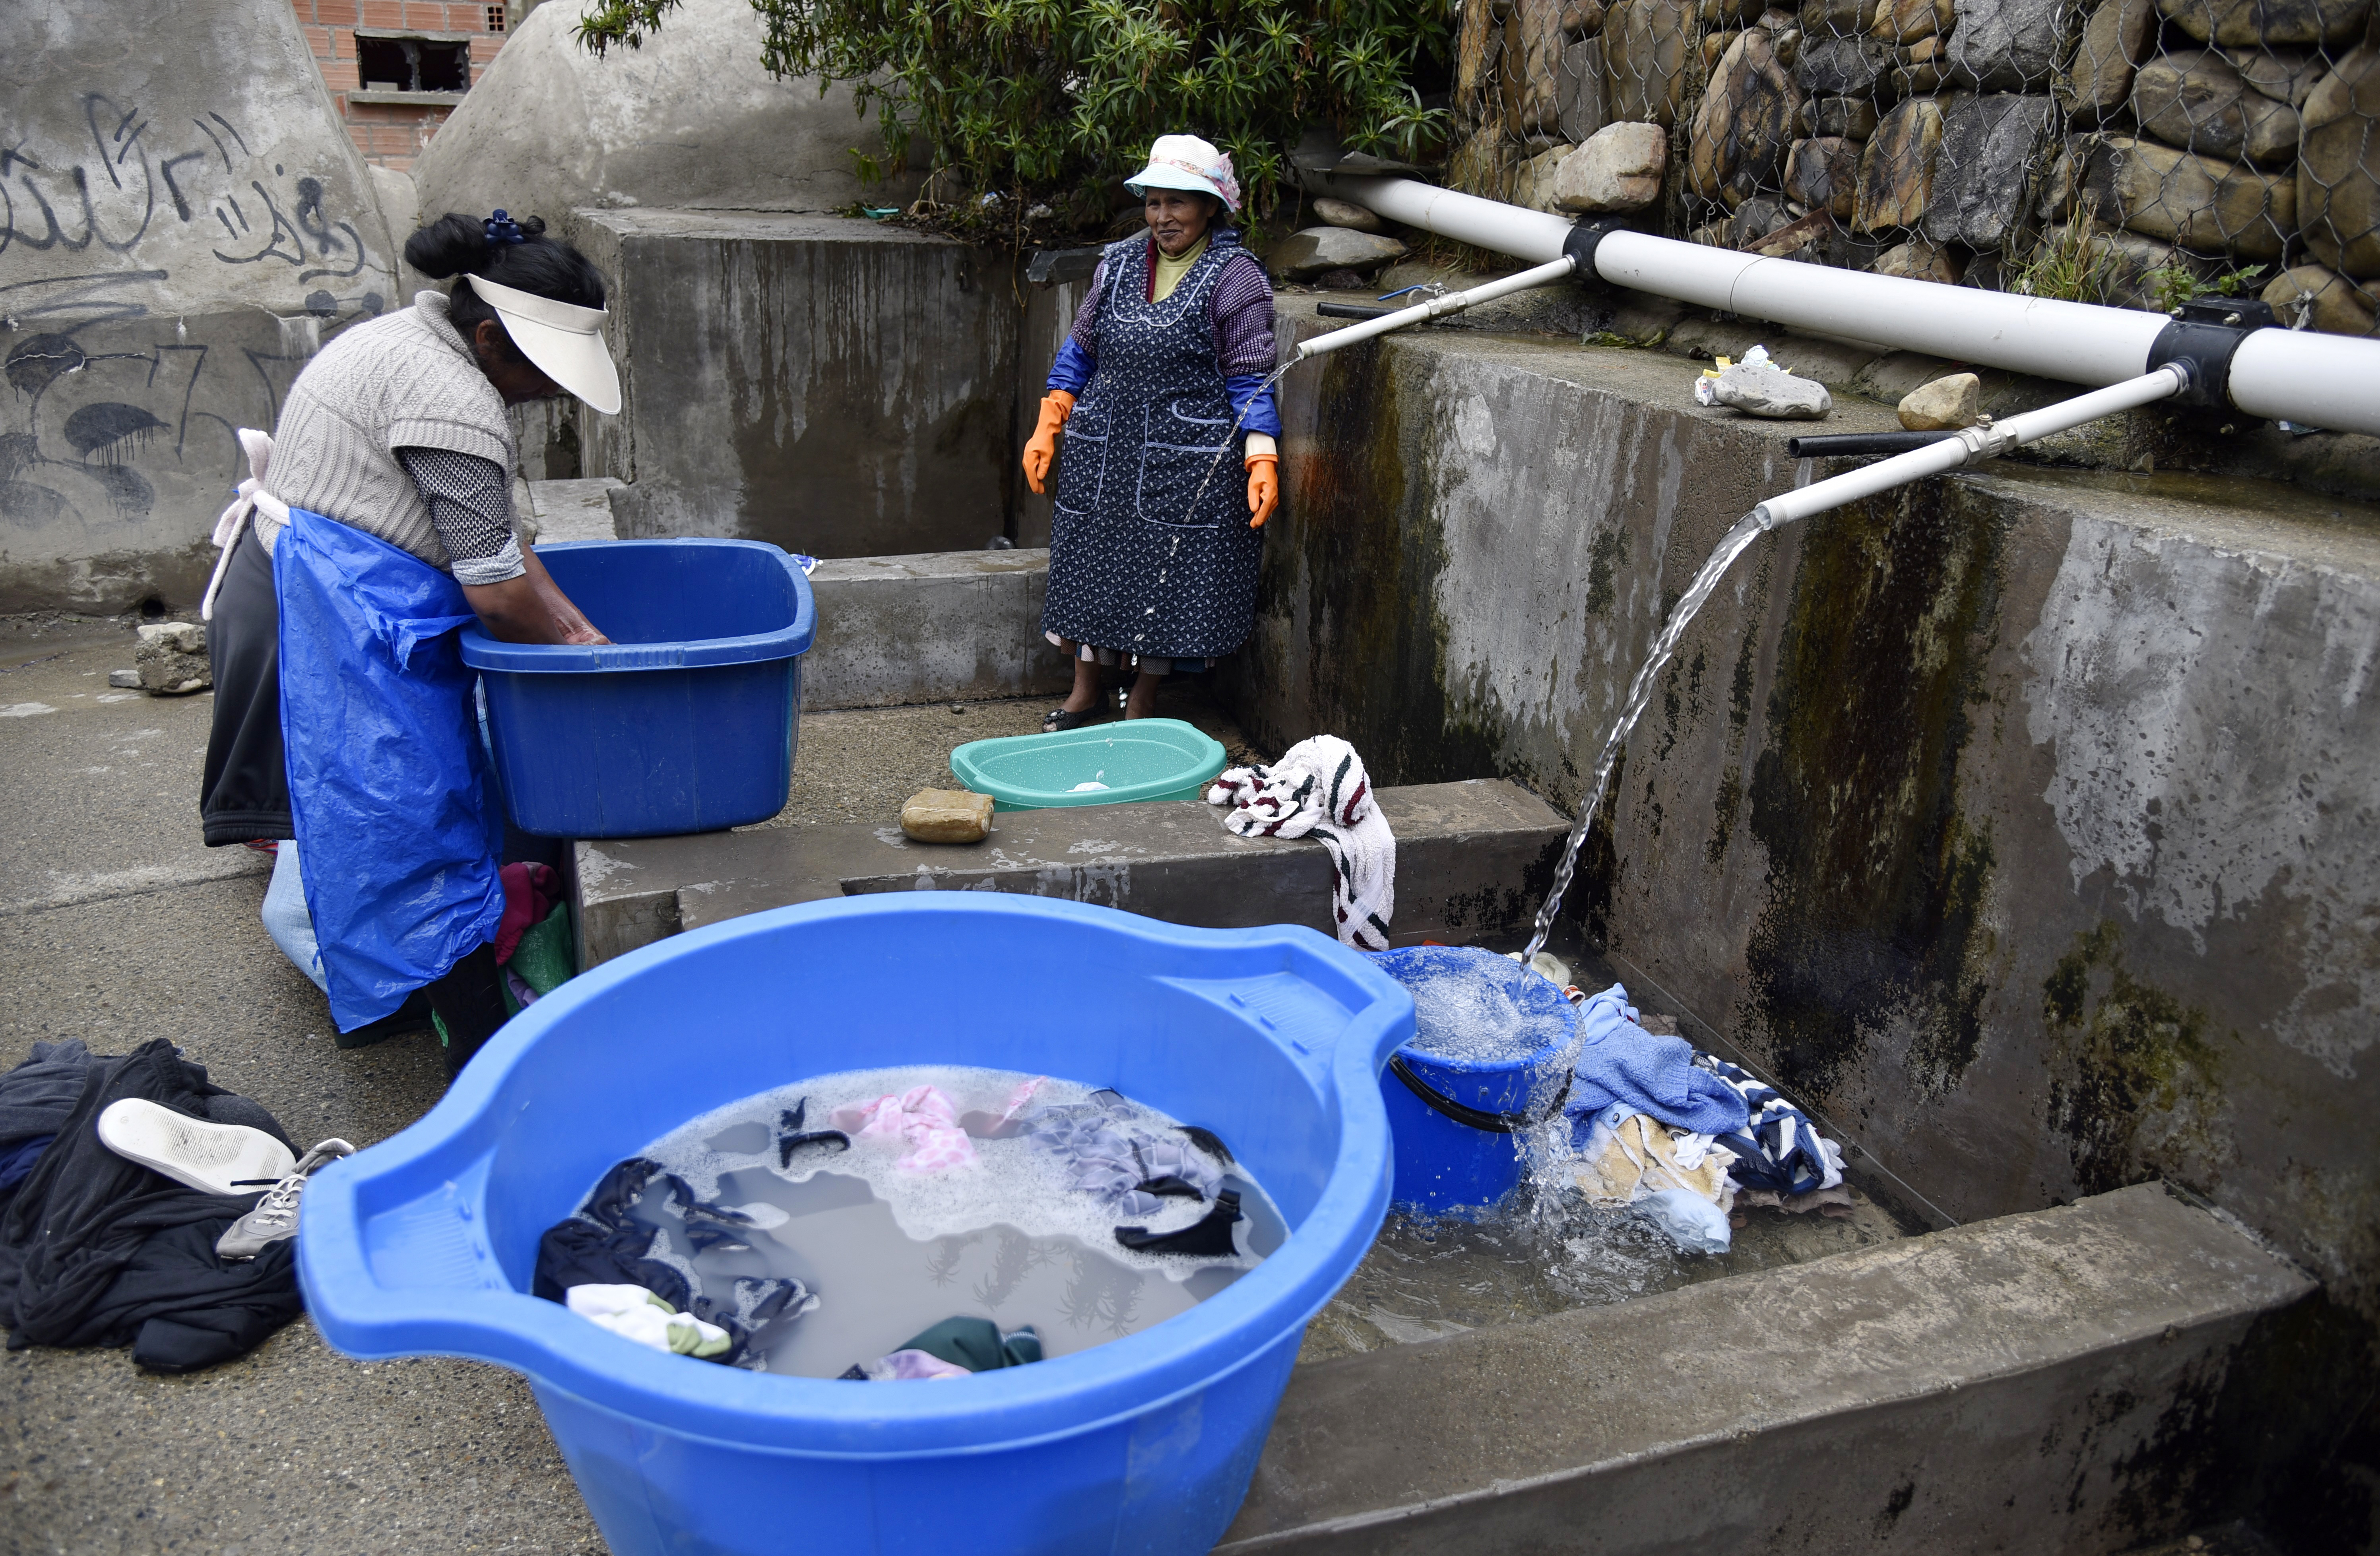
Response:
292,0,541,171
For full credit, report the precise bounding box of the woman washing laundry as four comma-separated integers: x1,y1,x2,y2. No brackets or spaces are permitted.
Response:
198,211,617,1077
1021,134,1282,731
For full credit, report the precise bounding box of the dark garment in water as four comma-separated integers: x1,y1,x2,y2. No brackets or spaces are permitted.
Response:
535,1157,811,1366
0,1040,304,1372
838,1316,1045,1380
1116,1191,1242,1258
776,1099,850,1168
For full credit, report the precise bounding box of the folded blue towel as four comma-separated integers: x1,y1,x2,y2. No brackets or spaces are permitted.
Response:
1566,984,1749,1137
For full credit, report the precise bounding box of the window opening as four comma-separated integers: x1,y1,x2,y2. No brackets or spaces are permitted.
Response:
355,36,471,93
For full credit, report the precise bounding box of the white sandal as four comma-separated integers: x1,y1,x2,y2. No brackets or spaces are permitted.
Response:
96,1098,296,1197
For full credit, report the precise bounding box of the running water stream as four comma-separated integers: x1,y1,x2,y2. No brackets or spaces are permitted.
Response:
1179,361,1297,525
1521,510,1770,963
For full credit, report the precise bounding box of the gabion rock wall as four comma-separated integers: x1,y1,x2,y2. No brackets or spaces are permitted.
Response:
1452,0,2380,335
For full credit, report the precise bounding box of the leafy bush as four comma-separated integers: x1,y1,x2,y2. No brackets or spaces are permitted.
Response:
575,0,1453,223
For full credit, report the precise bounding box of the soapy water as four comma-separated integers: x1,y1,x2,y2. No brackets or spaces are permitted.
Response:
1300,1124,1920,1364
1071,769,1110,793
1399,959,1579,1068
618,1066,1287,1377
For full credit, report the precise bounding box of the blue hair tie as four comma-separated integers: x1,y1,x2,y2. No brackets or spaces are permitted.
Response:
485,209,526,246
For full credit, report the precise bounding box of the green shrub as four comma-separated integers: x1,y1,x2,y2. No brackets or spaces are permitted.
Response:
574,0,1453,224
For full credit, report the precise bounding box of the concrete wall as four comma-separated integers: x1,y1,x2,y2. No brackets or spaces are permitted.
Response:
574,210,1017,558
1227,307,2380,1545
409,0,917,250
1013,274,1088,549
0,0,399,613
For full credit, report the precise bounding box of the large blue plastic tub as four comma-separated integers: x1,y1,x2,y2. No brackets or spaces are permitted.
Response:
299,894,1410,1556
460,539,815,838
1373,946,1579,1216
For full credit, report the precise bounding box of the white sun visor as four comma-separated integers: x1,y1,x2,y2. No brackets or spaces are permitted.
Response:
467,273,622,415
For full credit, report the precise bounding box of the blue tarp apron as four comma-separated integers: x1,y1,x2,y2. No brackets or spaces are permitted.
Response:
274,508,504,1031
1044,231,1267,660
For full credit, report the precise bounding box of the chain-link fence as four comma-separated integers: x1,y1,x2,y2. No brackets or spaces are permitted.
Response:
1447,0,2380,335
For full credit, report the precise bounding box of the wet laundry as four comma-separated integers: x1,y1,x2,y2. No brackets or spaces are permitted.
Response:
1208,735,1395,951
832,1085,977,1174
566,1283,732,1358
1117,1192,1243,1256
1565,984,1749,1138
0,1039,306,1372
840,1316,1045,1381
1700,1056,1845,1198
1573,1105,1737,1255
534,1155,815,1367
775,1098,853,1168
1020,1092,1225,1217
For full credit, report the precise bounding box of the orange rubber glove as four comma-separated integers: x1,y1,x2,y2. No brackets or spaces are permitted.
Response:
1246,453,1280,529
1022,390,1076,494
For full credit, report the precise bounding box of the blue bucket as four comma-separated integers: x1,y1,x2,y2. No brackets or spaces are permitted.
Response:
1372,947,1579,1216
460,539,816,839
298,893,1410,1556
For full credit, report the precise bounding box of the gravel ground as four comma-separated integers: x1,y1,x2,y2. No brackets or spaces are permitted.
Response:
0,624,1261,1555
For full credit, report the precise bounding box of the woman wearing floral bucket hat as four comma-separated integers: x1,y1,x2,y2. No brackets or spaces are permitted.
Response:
1022,134,1282,729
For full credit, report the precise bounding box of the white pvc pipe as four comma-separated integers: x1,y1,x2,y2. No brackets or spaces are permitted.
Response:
1294,256,1579,359
1309,171,2380,438
1753,366,2188,527
2228,327,2378,430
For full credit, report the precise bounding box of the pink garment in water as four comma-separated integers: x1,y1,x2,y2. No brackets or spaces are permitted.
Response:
871,1348,972,1381
832,1086,977,1173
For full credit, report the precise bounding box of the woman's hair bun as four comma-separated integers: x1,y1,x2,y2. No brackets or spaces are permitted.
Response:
403,212,492,280
517,214,547,238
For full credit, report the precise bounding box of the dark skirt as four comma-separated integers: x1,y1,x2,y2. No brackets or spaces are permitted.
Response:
199,526,291,846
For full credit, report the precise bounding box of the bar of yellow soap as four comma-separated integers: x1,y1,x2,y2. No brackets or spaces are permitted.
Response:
900,788,995,843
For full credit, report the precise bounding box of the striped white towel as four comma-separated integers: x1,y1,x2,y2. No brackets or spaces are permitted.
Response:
1207,735,1395,951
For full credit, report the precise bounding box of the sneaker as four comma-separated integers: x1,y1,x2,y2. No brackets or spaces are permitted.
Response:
97,1098,295,1196
215,1139,355,1262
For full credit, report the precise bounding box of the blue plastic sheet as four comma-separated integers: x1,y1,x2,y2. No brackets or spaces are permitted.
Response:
275,509,504,1030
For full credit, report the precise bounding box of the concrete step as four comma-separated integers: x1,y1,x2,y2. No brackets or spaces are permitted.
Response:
570,778,1567,967
1220,1183,2314,1555
803,549,1071,710
515,516,1067,712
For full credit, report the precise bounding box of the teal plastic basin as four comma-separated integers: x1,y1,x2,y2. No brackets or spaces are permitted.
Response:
950,717,1228,810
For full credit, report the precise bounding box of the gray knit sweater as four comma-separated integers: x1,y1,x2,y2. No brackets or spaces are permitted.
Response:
257,291,518,571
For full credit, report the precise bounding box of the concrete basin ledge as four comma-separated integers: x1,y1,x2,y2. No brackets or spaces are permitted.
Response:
569,779,1567,967
1221,1183,2314,1554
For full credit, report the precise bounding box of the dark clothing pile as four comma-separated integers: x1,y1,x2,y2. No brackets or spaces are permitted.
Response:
533,1157,813,1368
0,1039,304,1372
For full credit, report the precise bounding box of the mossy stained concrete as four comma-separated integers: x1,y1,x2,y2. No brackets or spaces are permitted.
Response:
1221,1184,2312,1553
1234,304,2380,1545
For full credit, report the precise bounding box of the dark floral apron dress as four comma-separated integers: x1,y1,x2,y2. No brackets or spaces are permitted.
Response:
1043,232,1267,666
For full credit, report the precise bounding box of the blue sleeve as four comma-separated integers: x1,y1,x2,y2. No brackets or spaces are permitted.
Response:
1225,373,1282,438
1047,337,1096,396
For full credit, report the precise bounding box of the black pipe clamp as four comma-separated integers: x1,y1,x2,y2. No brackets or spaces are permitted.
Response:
1563,218,1631,284
2147,297,2278,411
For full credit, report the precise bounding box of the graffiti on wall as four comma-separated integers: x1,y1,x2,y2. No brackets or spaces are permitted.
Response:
2,93,391,535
